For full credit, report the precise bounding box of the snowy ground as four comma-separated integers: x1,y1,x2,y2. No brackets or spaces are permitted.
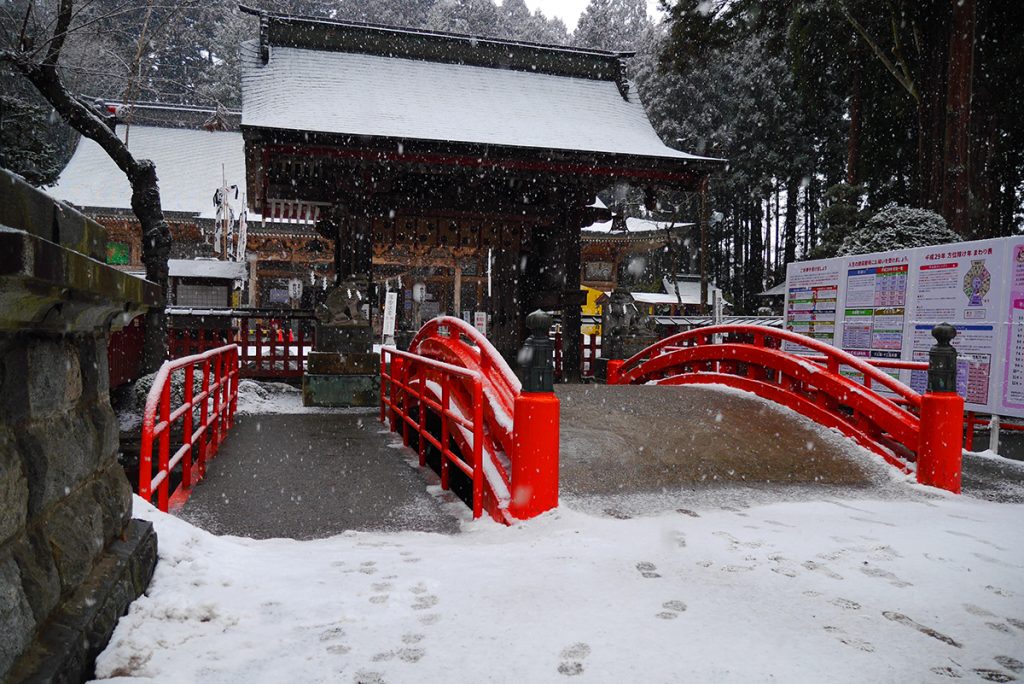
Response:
95,493,1023,683
94,382,1024,683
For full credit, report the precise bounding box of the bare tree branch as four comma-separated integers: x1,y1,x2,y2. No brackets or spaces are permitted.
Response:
832,0,919,102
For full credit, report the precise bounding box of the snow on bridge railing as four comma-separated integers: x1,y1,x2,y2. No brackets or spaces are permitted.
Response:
139,344,239,512
380,347,489,519
381,315,560,522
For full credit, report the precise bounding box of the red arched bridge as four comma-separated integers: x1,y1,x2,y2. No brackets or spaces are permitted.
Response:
137,321,968,527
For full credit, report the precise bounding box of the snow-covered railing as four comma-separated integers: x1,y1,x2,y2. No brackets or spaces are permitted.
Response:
380,347,489,519
381,316,559,522
167,310,315,379
139,344,239,512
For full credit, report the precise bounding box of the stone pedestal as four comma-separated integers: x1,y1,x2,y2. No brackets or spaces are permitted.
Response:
0,170,161,681
303,279,379,407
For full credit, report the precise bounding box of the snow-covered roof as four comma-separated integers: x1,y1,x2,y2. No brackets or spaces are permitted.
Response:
241,41,708,161
48,125,245,218
630,292,685,305
582,217,692,234
662,276,724,306
168,259,247,280
760,281,787,297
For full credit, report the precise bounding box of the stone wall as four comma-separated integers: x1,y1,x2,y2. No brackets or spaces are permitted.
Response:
0,170,161,683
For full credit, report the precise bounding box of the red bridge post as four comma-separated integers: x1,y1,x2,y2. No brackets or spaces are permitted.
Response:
511,311,560,518
917,324,964,493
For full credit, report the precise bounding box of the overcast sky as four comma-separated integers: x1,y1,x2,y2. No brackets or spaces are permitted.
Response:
524,0,665,30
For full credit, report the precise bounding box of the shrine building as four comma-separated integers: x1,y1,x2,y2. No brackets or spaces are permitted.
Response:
239,7,718,388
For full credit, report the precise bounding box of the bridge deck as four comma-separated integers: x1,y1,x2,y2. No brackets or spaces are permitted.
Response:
557,384,882,493
557,384,1024,510
178,412,461,538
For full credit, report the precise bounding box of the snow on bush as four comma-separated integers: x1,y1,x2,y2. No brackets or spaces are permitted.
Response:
838,205,961,256
116,369,206,433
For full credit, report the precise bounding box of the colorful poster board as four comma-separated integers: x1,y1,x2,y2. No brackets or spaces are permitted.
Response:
1003,238,1024,413
784,236,1022,418
782,260,841,353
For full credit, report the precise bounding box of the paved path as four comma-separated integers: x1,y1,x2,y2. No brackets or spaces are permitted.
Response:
179,412,460,539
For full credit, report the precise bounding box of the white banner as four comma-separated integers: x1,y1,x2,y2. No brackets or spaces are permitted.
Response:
382,291,398,339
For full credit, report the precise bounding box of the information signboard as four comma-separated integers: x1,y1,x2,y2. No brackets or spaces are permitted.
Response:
782,259,842,353
784,236,1021,418
1001,238,1024,413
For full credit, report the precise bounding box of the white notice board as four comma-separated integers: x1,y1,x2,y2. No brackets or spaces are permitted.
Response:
785,236,1023,418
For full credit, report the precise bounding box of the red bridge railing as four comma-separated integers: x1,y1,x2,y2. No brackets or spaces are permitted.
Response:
139,344,239,512
381,316,559,522
167,309,315,379
381,348,487,518
613,325,929,473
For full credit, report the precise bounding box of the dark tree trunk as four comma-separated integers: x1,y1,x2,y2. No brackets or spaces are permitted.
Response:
916,12,951,213
746,200,764,311
132,162,172,372
732,203,744,311
942,0,976,236
11,35,171,373
784,178,798,266
847,52,862,185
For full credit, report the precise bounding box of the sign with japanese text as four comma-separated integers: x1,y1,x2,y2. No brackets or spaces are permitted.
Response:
785,236,1021,417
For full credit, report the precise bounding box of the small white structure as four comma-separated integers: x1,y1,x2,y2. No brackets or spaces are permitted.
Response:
168,258,247,308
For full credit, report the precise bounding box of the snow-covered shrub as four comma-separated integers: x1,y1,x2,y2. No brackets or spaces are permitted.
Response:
838,205,961,256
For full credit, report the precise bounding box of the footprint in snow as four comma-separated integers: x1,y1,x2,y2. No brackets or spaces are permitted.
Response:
986,622,1014,634
830,598,861,610
946,530,1007,552
557,643,591,677
822,625,875,652
802,560,843,580
881,611,961,647
860,565,912,587
412,594,439,610
656,600,687,620
973,670,1016,682
929,665,963,678
964,603,995,617
319,627,346,641
995,657,1023,673
636,561,661,578
973,552,1020,569
402,633,425,645
353,670,385,684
